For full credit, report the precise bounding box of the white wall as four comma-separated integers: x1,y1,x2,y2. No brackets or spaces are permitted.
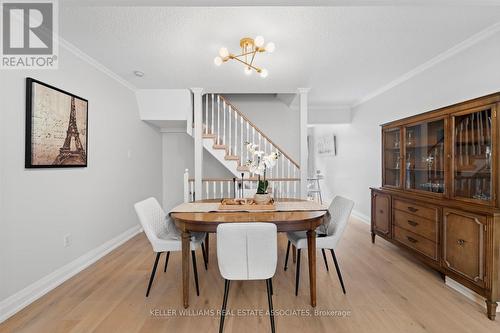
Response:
224,94,300,162
317,32,500,219
136,89,192,121
0,47,162,303
161,132,232,211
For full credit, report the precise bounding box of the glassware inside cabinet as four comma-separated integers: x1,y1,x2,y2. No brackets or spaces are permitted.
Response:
453,108,493,201
405,119,445,193
383,129,401,187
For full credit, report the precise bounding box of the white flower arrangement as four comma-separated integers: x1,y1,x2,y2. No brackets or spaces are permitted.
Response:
245,142,280,194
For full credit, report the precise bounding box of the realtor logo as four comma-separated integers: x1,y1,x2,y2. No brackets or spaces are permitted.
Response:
1,0,58,69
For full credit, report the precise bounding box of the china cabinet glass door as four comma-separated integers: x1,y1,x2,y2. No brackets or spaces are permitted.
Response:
452,107,494,203
404,119,445,193
383,128,402,188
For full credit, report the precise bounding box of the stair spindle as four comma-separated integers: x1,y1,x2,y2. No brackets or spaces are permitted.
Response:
246,122,250,163
215,95,220,144
205,94,208,134
223,101,226,146
240,115,244,167
228,106,232,155
235,111,238,163
211,94,214,134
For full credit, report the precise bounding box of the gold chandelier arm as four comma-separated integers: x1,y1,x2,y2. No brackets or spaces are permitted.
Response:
232,50,258,58
249,50,257,67
230,56,262,72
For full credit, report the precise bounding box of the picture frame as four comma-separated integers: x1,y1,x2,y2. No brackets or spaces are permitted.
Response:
317,133,337,156
25,78,88,168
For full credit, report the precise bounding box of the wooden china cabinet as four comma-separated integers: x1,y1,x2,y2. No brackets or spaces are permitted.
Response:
371,93,500,320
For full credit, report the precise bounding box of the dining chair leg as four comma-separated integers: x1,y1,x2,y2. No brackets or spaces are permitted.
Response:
191,250,200,296
219,279,231,333
321,249,329,272
330,249,346,294
295,249,301,296
146,252,161,297
266,279,276,333
164,251,170,273
205,234,210,264
201,243,208,270
269,278,273,295
284,240,291,271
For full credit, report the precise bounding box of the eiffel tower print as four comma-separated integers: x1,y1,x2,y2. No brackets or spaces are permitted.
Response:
53,97,87,165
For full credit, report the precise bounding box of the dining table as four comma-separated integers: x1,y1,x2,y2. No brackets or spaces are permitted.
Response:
170,198,329,309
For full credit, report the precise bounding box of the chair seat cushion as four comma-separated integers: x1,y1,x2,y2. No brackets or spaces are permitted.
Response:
153,231,206,252
286,230,331,250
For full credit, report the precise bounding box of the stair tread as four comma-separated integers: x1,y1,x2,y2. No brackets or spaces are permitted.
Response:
213,144,227,149
203,134,217,138
225,155,240,160
237,166,249,171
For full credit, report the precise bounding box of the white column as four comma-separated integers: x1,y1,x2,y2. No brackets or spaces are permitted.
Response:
298,88,310,199
191,88,204,200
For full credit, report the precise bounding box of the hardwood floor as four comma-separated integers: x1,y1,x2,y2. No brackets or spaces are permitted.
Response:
1,218,499,333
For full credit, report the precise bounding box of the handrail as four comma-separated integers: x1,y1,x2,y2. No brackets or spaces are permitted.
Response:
218,95,300,168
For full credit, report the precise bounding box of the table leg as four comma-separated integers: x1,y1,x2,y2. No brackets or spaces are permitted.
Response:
182,231,190,308
205,234,209,264
306,229,317,307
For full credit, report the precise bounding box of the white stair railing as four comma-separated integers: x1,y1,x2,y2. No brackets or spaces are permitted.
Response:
202,94,300,177
184,169,300,201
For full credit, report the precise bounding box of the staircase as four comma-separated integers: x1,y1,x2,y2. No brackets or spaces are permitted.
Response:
187,94,301,199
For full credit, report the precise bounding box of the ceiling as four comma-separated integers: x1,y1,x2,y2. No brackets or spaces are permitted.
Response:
60,3,500,106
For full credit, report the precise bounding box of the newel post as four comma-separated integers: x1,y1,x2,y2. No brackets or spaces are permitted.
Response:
298,88,310,199
191,88,204,200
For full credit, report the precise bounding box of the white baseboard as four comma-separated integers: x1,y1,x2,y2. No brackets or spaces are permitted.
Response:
352,209,370,225
0,225,142,324
445,277,500,312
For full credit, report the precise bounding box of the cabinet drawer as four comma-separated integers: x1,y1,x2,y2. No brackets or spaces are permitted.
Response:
394,226,438,260
394,210,438,242
394,199,438,221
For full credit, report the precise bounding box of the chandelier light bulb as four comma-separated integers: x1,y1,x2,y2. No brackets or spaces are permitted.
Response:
260,69,268,78
214,56,223,66
244,67,252,75
219,47,229,58
254,36,265,48
265,42,275,53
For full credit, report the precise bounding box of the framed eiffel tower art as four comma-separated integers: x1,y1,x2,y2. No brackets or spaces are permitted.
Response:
25,78,88,168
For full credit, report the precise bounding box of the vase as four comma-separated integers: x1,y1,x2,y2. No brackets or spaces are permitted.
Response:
254,193,272,205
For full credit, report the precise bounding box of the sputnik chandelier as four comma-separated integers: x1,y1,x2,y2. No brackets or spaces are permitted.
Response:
213,36,275,78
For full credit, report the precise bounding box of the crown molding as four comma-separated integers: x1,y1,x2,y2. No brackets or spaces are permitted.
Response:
352,20,500,108
59,37,137,92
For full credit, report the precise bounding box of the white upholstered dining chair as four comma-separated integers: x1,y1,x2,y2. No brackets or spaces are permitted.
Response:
284,196,354,296
134,197,207,297
217,223,277,333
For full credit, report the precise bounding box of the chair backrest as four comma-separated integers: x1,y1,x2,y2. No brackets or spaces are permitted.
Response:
325,196,354,247
134,197,179,252
217,223,277,281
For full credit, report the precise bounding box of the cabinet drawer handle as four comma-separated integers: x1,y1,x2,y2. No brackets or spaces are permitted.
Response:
457,239,466,246
407,220,418,227
407,207,419,213
379,210,384,214
407,236,418,243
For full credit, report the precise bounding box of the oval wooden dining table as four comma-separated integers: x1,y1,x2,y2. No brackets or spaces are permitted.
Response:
170,199,328,309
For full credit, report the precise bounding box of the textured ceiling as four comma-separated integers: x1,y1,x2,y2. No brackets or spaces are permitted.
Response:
60,4,500,106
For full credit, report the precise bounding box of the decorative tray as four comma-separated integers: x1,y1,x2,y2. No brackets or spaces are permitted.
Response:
218,198,276,211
